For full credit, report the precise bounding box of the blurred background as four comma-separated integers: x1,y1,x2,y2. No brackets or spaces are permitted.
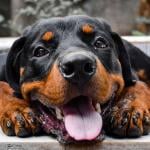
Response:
0,0,150,37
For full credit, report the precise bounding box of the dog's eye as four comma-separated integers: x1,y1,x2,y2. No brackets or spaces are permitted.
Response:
34,47,49,57
94,36,109,49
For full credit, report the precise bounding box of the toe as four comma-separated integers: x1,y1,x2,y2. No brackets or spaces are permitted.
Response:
1,116,15,136
111,110,130,137
127,110,143,137
12,112,31,137
23,108,41,135
143,111,150,135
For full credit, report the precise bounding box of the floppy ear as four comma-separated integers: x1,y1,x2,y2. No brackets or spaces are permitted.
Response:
5,37,26,92
111,32,136,87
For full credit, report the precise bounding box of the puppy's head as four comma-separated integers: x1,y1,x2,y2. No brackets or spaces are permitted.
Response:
6,15,135,143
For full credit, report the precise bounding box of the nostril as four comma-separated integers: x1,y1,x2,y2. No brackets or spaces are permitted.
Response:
84,62,95,75
61,63,75,76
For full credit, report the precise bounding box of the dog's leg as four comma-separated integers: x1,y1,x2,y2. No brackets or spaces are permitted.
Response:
104,81,150,137
0,81,40,137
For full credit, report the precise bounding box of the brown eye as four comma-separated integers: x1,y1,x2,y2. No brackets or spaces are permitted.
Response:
94,36,109,49
34,47,49,57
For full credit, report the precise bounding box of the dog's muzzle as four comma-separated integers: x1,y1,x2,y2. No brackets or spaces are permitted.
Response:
58,50,96,86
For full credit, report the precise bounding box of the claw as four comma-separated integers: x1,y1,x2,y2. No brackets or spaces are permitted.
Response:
6,120,12,128
132,115,138,125
110,116,115,124
143,116,150,125
16,114,25,126
121,118,128,126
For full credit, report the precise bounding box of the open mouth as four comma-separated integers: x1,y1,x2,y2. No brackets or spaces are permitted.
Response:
32,96,104,144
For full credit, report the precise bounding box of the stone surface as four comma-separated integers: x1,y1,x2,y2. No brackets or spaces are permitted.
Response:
0,128,150,150
0,37,17,51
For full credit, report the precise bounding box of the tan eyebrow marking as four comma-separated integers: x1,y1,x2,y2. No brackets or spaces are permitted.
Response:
42,31,54,41
82,24,94,34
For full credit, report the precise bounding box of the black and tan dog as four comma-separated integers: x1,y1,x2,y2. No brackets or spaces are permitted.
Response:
0,15,150,144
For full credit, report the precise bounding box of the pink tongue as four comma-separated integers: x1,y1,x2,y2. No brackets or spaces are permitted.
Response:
62,98,102,141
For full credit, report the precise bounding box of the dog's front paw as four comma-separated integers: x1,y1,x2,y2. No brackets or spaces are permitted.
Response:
0,104,41,137
104,98,150,138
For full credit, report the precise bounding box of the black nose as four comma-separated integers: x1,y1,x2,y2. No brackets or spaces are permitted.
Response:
59,52,96,85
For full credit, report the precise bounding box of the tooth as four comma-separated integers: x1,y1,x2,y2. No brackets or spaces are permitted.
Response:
96,103,101,113
55,108,63,120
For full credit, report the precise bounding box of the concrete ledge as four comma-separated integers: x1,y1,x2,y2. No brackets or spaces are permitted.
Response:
0,128,150,150
0,37,17,51
123,36,150,43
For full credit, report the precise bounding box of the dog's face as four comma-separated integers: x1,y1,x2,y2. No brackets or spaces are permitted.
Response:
6,15,134,143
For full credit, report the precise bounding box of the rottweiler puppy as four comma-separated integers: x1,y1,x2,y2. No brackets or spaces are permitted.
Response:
0,15,150,144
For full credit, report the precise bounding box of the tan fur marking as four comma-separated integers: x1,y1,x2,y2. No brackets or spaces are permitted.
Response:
0,81,39,136
111,74,124,93
82,24,94,34
21,81,45,100
85,59,124,104
137,69,147,81
21,64,78,106
0,82,28,118
42,31,54,41
21,59,124,106
121,81,150,108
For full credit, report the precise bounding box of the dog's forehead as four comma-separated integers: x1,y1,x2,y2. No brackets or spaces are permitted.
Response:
31,16,105,35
